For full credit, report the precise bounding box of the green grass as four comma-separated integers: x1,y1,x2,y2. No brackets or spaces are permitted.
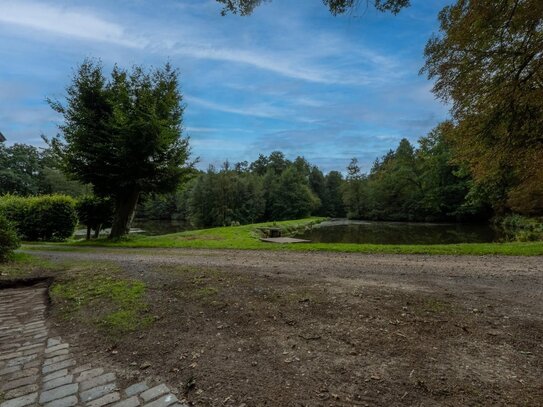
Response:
22,217,543,256
1,252,152,336
0,252,58,278
50,272,152,335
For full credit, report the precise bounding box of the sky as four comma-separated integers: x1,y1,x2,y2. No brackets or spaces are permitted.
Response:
0,0,452,173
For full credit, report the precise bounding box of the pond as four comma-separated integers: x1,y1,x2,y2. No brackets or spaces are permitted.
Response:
75,219,194,238
131,219,194,236
293,219,505,245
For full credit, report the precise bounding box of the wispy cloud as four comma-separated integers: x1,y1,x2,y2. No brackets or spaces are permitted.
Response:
170,43,380,85
0,1,143,47
0,1,398,86
187,95,288,119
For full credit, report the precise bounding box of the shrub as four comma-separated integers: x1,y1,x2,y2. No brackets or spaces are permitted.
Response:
497,214,543,242
0,194,78,241
0,214,19,262
76,195,114,239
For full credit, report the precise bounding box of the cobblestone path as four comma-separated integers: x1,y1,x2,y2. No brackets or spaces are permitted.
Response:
0,285,186,407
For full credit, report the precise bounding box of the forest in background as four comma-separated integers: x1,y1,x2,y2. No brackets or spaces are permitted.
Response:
1,124,491,229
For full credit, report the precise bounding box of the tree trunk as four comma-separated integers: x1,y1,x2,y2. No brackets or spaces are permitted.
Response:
94,224,102,239
109,189,140,239
86,226,91,240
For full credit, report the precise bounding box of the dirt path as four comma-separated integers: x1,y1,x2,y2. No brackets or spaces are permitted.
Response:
24,248,543,406
28,248,543,314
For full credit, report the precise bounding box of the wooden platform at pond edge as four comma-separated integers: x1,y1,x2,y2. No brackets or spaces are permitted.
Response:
260,237,311,244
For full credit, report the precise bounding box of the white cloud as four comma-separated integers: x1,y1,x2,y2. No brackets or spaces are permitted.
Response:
170,43,376,85
187,95,287,119
191,138,248,151
0,1,398,86
0,0,143,47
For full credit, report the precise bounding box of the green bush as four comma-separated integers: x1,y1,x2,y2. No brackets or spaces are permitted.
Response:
76,195,114,239
0,194,78,241
0,214,20,262
497,214,543,242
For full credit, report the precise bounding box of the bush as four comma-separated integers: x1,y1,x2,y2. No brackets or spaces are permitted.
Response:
0,194,78,241
0,214,19,262
497,214,543,242
76,195,114,239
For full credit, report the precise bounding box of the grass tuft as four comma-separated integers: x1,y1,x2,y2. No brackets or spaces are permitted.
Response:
50,274,151,336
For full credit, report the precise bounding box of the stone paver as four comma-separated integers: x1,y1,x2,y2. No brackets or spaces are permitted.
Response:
0,285,188,407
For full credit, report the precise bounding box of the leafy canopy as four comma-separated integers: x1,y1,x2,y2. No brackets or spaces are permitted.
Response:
49,60,191,199
422,0,543,215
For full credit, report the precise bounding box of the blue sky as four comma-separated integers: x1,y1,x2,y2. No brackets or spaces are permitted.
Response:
0,0,451,173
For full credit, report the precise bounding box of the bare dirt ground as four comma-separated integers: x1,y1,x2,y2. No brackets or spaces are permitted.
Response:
29,248,543,406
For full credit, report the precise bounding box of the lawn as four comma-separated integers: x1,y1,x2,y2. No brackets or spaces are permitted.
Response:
23,217,543,256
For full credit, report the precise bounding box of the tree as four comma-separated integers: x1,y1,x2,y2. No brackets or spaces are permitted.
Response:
188,167,264,227
50,60,191,238
216,0,409,15
308,166,326,214
268,166,319,220
416,124,488,221
0,143,42,196
323,171,346,217
422,0,543,215
343,158,369,219
267,151,290,175
249,154,269,176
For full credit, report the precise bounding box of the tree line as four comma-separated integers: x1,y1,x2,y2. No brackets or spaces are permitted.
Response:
0,124,525,230
138,128,491,228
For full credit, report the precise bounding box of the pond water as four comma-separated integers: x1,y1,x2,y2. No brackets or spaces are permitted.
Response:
74,219,194,237
294,219,505,245
131,219,194,236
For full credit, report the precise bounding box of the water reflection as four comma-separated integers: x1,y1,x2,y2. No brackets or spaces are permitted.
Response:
131,219,194,236
294,220,504,245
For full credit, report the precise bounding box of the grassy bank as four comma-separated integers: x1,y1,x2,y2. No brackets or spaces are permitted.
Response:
21,217,543,256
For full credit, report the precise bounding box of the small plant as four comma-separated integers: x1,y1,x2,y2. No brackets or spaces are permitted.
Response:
0,214,19,262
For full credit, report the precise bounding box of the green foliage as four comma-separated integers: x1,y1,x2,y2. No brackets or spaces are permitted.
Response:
76,195,114,239
49,60,192,237
342,132,490,222
189,166,265,227
498,215,543,242
39,167,89,197
322,171,346,217
0,143,42,196
267,166,320,221
0,214,19,262
422,0,543,215
0,142,88,197
0,194,77,241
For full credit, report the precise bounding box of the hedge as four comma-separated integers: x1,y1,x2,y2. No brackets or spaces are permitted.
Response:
0,194,78,241
0,214,19,262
